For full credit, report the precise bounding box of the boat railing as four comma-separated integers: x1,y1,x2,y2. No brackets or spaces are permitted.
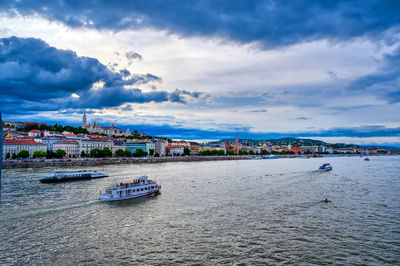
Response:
107,179,158,189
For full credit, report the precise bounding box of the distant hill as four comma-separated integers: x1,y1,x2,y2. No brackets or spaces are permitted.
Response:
358,145,400,151
216,137,327,146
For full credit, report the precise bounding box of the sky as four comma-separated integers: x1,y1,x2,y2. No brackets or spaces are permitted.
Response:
0,1,400,146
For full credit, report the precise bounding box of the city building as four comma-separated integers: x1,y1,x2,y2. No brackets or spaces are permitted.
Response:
234,132,239,155
28,129,42,137
300,146,319,153
3,139,47,158
82,111,131,137
189,142,199,155
166,145,185,156
112,140,126,155
146,142,155,155
42,136,67,152
125,142,147,155
53,140,80,157
154,141,166,156
78,139,114,155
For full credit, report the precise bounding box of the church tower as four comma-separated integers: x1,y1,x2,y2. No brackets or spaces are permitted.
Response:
234,131,239,155
82,109,87,128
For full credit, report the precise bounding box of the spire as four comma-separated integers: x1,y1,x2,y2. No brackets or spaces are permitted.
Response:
234,130,239,155
82,109,87,128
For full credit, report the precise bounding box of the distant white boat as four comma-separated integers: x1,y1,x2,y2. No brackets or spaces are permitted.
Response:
318,163,332,171
41,169,108,183
99,176,161,201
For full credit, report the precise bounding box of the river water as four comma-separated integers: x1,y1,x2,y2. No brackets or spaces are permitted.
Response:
1,156,399,265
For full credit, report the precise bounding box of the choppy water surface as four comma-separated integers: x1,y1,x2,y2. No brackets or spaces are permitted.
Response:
1,156,399,265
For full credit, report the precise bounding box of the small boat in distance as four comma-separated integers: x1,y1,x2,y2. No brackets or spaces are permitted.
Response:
364,157,370,161
318,163,333,171
99,176,161,201
40,169,108,183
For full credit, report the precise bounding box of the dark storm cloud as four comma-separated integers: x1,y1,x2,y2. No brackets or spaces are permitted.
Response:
348,46,400,103
168,89,206,104
1,1,400,47
249,109,267,113
125,51,143,65
0,36,202,113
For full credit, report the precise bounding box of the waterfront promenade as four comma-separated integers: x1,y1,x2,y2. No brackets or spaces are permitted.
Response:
1,155,251,169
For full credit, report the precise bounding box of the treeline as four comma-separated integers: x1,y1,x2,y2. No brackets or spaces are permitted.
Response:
4,149,67,159
16,123,89,135
198,150,295,156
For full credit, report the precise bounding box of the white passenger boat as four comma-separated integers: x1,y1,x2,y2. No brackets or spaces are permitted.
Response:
318,163,332,171
40,169,108,183
99,176,161,201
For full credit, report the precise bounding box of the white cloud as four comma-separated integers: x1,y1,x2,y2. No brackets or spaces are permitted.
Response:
1,14,399,142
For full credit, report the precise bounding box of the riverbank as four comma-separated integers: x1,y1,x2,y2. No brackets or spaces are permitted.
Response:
2,154,396,169
1,155,251,169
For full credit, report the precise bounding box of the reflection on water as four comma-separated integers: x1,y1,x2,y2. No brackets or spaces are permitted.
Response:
1,156,399,264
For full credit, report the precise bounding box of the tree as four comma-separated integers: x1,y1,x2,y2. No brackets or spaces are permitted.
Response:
33,150,47,158
249,150,255,155
165,149,170,156
81,151,87,158
17,150,30,159
90,148,100,158
102,147,112,157
149,149,154,156
134,149,147,157
226,150,235,156
184,147,190,156
12,153,17,159
134,130,138,134
124,150,132,157
56,149,66,158
5,152,10,159
115,149,125,157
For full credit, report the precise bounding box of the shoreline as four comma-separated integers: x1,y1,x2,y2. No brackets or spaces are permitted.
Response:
1,154,395,169
1,155,250,169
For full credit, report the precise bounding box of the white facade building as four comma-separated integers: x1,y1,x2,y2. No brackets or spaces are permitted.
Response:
3,139,47,158
78,139,114,154
53,140,80,157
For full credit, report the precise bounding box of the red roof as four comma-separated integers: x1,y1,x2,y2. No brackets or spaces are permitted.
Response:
166,145,185,149
3,139,46,145
54,140,79,144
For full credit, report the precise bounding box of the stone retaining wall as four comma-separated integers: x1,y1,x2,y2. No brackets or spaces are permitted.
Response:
2,156,250,169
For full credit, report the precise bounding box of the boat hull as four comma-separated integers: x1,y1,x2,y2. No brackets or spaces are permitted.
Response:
99,188,160,201
318,167,332,171
40,174,108,183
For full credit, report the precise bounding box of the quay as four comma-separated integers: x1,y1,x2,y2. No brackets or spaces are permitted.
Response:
1,155,251,169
